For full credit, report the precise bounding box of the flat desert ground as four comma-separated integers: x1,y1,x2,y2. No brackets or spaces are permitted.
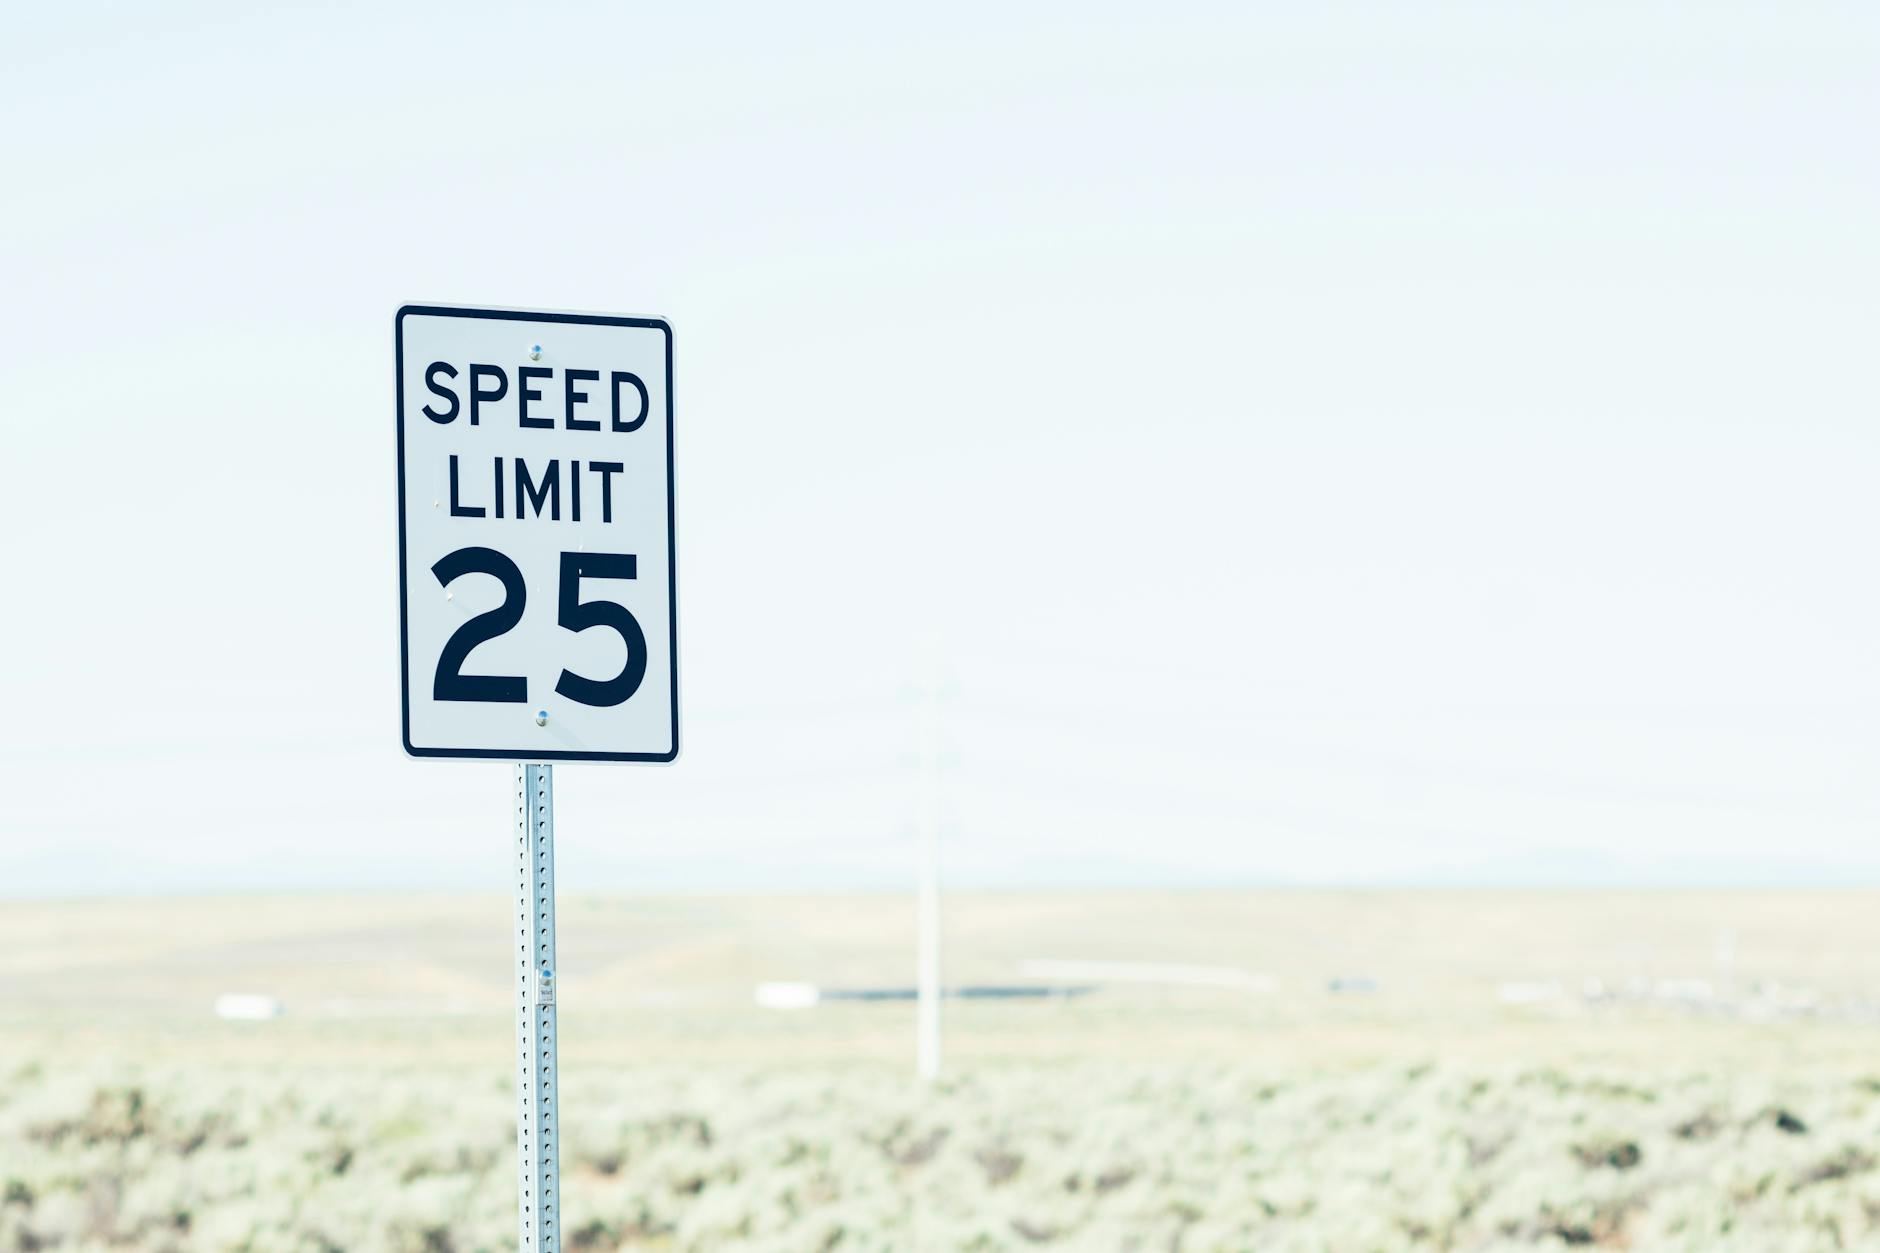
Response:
4,891,1880,1251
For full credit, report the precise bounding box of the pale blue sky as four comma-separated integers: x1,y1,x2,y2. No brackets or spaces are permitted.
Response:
2,2,1877,894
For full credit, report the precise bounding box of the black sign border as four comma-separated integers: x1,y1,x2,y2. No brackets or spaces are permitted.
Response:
395,304,680,763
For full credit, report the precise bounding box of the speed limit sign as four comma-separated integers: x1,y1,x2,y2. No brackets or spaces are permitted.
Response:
394,304,678,762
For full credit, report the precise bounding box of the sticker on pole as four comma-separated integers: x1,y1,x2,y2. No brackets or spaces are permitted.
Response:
395,305,678,762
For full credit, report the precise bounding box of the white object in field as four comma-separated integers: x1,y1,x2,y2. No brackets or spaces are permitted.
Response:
1654,978,1716,1004
755,981,821,1010
1018,960,1276,994
395,305,679,763
516,764,560,1252
1495,979,1566,1005
914,648,944,1082
213,994,283,1021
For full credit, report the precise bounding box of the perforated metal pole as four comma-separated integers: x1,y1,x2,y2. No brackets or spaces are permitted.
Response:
516,764,560,1252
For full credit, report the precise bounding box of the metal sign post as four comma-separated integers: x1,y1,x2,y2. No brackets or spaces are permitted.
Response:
394,305,678,1252
516,764,559,1251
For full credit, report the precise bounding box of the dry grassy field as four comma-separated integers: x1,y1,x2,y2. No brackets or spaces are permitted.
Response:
4,891,1880,1251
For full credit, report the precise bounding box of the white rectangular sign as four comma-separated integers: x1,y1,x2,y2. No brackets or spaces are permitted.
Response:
395,305,678,762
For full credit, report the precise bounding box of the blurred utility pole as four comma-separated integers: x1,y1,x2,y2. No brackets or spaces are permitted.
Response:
913,644,947,1083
